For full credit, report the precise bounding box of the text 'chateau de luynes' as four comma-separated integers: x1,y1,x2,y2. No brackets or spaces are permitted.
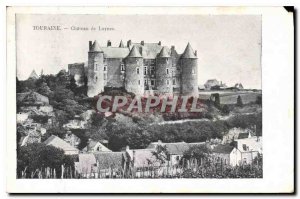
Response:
68,40,199,97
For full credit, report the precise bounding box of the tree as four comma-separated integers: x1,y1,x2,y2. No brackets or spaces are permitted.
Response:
17,143,73,178
237,95,243,107
222,105,230,115
256,95,262,105
183,144,211,166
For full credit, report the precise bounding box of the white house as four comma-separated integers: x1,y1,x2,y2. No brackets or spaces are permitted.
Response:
212,144,242,166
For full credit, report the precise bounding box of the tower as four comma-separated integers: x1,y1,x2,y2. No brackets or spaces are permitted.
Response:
180,43,198,97
124,46,144,95
156,46,173,95
87,40,105,97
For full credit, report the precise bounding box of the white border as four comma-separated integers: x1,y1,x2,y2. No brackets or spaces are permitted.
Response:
6,7,294,193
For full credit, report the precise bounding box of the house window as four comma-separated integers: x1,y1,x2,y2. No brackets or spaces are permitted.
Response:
166,68,169,75
166,79,170,85
95,76,98,82
138,80,141,85
144,79,147,85
243,144,247,151
120,64,125,71
150,66,155,75
104,66,107,71
136,67,140,74
144,66,147,75
176,156,180,161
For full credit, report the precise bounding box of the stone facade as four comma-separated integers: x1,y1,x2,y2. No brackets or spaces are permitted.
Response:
69,40,199,97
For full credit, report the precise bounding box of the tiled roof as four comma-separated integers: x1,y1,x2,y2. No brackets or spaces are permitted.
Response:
102,47,130,58
147,142,190,155
181,43,197,59
212,144,234,154
94,151,125,169
83,140,111,152
90,40,103,52
44,135,79,153
127,45,142,58
158,46,170,58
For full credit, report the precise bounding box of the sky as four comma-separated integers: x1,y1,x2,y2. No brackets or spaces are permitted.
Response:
16,14,261,89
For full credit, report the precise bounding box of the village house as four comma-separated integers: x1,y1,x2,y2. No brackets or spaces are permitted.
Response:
211,144,242,166
75,153,98,178
234,133,262,164
147,140,189,166
82,139,111,153
44,135,79,155
124,147,161,178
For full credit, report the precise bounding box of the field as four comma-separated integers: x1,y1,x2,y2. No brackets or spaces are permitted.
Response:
198,90,262,105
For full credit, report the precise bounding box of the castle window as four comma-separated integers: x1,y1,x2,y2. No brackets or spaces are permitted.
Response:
104,73,107,80
95,76,98,82
173,78,176,85
166,68,169,75
150,66,155,75
144,66,147,75
104,66,107,71
151,80,155,86
120,64,125,71
166,79,170,85
136,67,140,74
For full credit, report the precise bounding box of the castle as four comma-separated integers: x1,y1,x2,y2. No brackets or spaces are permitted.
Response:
68,40,199,97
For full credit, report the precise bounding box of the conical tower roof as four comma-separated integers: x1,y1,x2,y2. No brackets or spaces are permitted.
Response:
119,40,125,48
158,46,170,58
181,43,197,59
127,45,142,58
28,70,39,79
90,40,103,52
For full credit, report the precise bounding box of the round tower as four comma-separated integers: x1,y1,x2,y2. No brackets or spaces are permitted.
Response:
87,40,105,97
156,46,173,96
124,46,144,96
180,43,198,97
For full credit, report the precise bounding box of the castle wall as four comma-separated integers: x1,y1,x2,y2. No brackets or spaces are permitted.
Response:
105,58,125,88
180,58,198,97
156,57,173,95
87,52,105,97
124,57,144,95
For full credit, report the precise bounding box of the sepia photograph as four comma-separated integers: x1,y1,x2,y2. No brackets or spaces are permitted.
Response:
5,6,294,193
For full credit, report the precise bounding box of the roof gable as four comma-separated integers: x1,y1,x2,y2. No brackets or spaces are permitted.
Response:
44,135,79,153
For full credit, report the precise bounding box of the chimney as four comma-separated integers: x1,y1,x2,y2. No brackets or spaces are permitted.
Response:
127,40,132,47
141,41,144,45
126,145,130,151
158,41,161,46
107,40,112,47
89,41,93,51
171,45,175,50
195,50,197,56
